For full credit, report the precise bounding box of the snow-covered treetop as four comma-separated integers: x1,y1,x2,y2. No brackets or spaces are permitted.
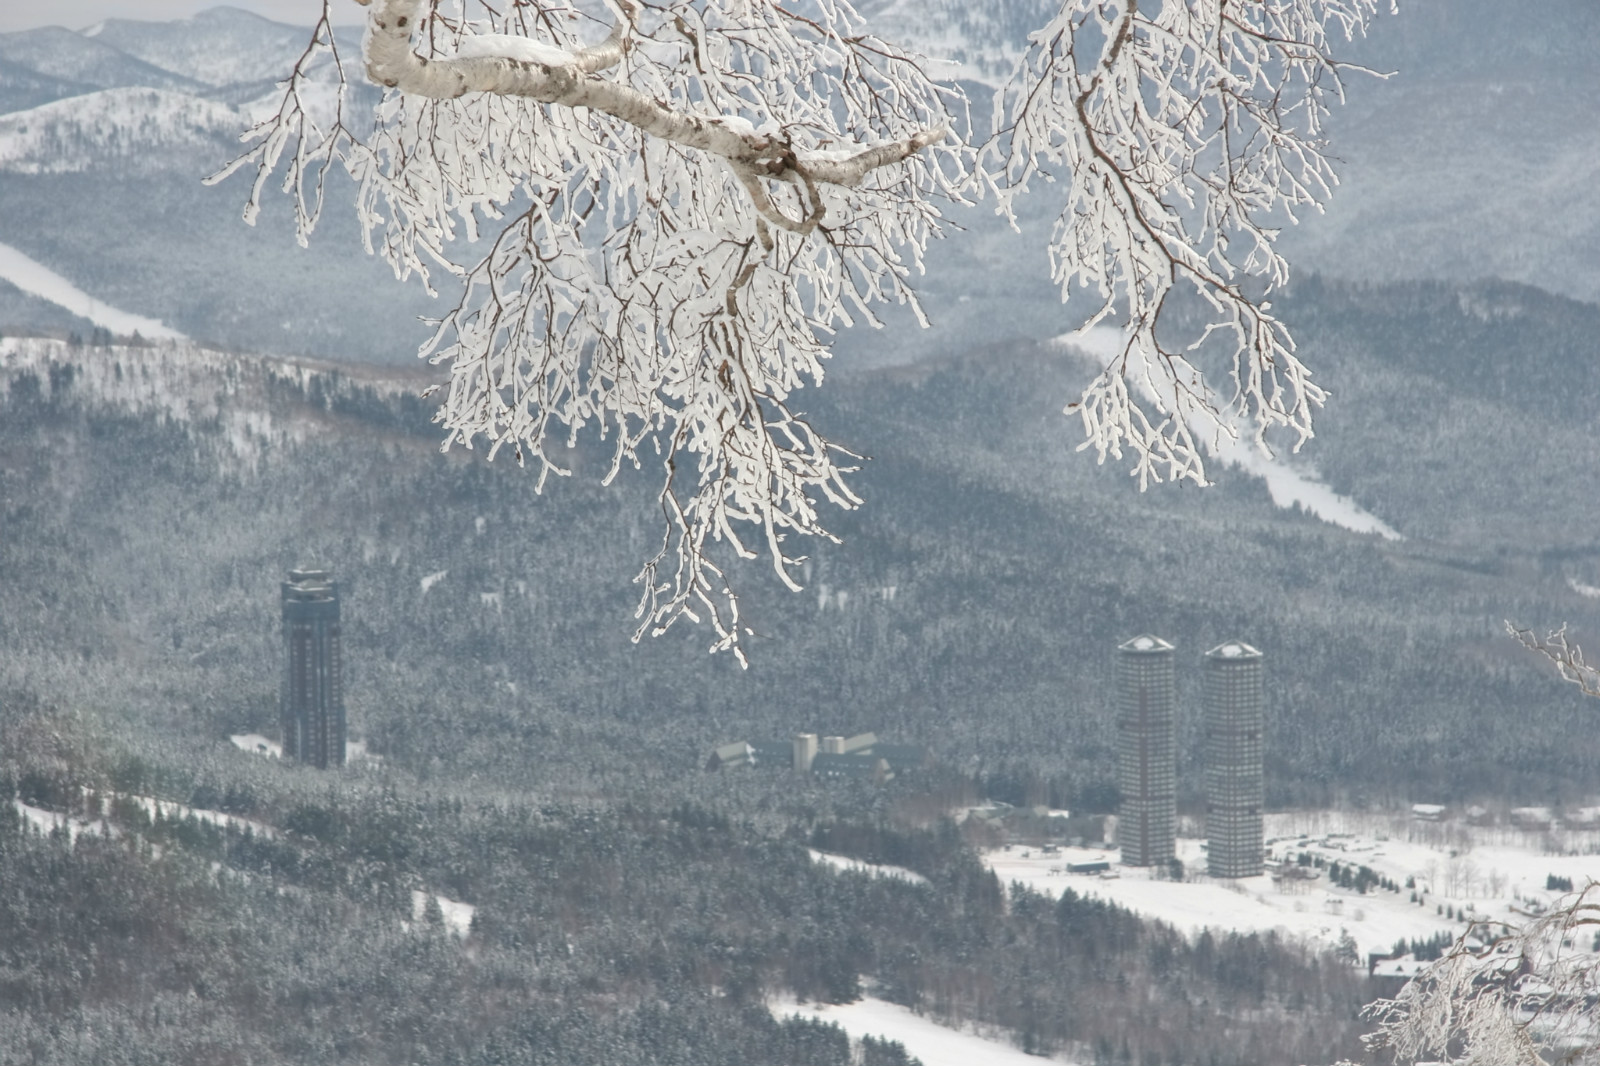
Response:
214,0,1386,662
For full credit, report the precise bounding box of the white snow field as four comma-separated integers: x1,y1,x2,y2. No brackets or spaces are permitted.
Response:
985,810,1600,960
808,848,929,885
0,238,184,339
230,733,282,758
14,792,276,842
1060,326,1402,540
127,794,277,838
13,799,113,841
410,889,475,938
770,995,1080,1066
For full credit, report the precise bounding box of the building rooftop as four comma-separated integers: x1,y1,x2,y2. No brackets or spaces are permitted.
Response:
1118,634,1174,654
1205,639,1262,660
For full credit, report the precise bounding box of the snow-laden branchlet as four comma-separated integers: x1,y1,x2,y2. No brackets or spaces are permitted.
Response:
988,0,1385,488
215,0,1384,660
1360,884,1600,1066
1359,626,1600,1065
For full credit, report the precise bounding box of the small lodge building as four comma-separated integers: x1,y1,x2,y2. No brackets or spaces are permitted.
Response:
705,730,924,780
705,742,754,772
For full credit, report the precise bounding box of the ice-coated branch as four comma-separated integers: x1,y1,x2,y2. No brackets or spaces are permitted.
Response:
224,0,1383,660
204,0,358,244
1363,883,1600,1065
217,0,968,661
985,0,1384,487
360,0,945,200
1508,621,1600,698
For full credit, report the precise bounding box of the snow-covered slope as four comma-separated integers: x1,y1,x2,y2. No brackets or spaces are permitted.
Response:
0,335,423,472
0,55,88,115
771,996,1077,1066
1279,73,1600,307
0,87,242,173
81,7,312,89
858,0,1052,87
0,240,184,338
0,25,203,94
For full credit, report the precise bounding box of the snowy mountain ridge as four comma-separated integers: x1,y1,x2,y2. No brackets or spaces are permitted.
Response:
0,25,204,95
0,2,1594,369
76,7,329,90
0,87,246,174
0,334,427,471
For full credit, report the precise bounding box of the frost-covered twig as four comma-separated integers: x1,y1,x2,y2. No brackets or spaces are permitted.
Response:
222,0,966,661
221,0,1383,659
206,0,360,246
1508,622,1600,699
1363,884,1600,1065
986,0,1388,487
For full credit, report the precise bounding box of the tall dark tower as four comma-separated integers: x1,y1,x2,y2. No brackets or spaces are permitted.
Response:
1116,634,1176,867
1204,640,1264,877
281,568,345,769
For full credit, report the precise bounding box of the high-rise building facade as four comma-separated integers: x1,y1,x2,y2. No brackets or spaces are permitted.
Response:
1117,634,1176,866
1204,640,1264,878
281,568,345,769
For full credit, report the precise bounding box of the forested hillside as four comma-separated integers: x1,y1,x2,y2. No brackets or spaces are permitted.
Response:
4,277,1599,810
0,276,1597,1062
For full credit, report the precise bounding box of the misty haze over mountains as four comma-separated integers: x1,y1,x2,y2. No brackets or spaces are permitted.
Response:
0,0,1595,365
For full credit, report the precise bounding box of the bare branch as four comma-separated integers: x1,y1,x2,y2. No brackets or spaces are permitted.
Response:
1508,621,1600,698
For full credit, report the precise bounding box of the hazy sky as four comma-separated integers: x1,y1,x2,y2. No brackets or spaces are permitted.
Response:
0,2,360,34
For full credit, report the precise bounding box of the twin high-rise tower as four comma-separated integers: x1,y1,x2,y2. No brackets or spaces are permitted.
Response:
280,568,346,769
1202,641,1265,878
1115,635,1264,877
1115,635,1178,867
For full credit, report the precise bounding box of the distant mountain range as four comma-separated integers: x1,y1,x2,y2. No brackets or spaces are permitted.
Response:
0,1,1594,367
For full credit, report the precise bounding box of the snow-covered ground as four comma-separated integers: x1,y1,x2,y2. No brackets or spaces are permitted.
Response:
770,995,1080,1066
17,793,277,842
13,799,114,841
1061,326,1401,540
0,238,183,339
984,810,1600,959
126,795,277,838
230,733,378,763
808,849,929,885
230,733,282,757
410,889,475,938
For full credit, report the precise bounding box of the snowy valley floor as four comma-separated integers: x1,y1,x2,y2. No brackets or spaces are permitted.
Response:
769,995,1081,1066
984,810,1600,961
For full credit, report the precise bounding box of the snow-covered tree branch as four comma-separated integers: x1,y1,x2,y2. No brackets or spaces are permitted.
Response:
1509,622,1600,699
1354,626,1600,1065
986,0,1384,487
214,0,1385,659
1362,884,1600,1065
